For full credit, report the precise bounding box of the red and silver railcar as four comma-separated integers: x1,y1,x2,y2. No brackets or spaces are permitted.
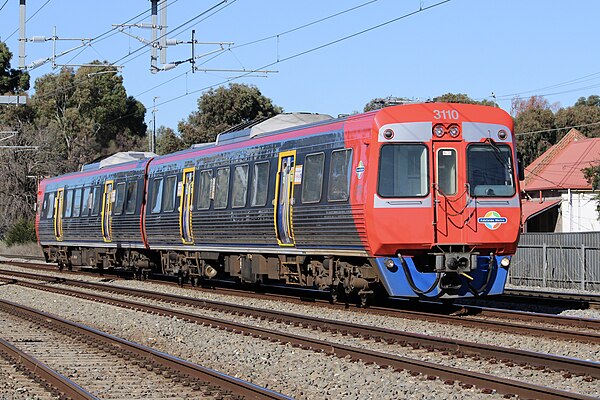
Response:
37,103,521,301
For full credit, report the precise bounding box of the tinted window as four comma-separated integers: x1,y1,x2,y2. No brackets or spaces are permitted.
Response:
328,149,352,201
378,144,428,197
437,149,456,195
302,153,324,203
467,144,515,197
163,176,177,212
125,181,138,214
114,182,126,215
214,167,230,209
232,164,249,208
81,187,91,217
197,170,213,210
72,189,82,217
91,186,101,216
64,190,73,218
151,178,164,213
251,162,269,207
47,193,55,219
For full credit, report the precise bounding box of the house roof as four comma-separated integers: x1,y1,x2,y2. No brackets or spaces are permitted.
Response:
521,198,561,222
523,128,600,191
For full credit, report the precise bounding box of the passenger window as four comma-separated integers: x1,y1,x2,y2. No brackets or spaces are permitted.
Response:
91,186,101,216
302,153,324,203
251,161,269,207
328,149,352,201
47,193,55,219
151,178,164,213
114,182,126,215
163,176,177,212
72,189,82,217
232,164,249,208
125,181,138,214
196,170,213,210
64,190,73,218
378,144,428,197
81,187,91,217
214,167,230,209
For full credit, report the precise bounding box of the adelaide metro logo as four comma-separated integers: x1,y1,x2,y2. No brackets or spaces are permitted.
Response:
477,211,507,230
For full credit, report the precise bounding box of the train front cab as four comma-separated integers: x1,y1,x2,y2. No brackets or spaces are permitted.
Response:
367,104,521,299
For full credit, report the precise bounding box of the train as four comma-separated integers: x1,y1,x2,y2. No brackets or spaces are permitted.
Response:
36,102,522,304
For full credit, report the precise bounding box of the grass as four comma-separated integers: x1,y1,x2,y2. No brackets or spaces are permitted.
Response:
0,241,44,257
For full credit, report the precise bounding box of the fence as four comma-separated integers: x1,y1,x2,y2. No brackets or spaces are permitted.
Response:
508,232,600,291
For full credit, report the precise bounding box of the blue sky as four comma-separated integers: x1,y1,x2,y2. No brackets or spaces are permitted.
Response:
1,0,599,133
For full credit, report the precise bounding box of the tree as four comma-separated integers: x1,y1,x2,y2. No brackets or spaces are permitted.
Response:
433,93,495,106
0,41,29,94
511,96,556,167
155,126,185,155
583,164,600,218
555,95,600,139
31,62,147,172
178,83,282,146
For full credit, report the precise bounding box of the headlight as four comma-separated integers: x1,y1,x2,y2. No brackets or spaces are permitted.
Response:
500,257,511,267
384,258,396,269
497,129,508,140
383,129,394,140
433,124,445,137
448,124,460,137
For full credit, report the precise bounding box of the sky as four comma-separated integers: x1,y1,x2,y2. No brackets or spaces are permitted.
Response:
1,0,600,134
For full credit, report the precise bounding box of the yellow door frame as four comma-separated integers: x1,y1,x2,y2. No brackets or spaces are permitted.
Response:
101,180,114,243
179,167,195,244
54,188,64,241
274,150,296,246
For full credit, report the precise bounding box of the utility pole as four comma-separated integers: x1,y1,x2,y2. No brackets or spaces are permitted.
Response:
151,96,159,153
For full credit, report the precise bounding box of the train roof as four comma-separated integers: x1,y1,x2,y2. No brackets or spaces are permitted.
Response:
80,151,157,172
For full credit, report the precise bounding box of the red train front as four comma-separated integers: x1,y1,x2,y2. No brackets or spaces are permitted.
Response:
361,103,521,298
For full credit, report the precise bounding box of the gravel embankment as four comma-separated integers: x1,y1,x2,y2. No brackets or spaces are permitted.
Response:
1,262,599,398
0,284,504,400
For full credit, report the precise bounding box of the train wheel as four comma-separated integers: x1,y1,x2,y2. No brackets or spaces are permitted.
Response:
329,285,339,304
359,292,373,308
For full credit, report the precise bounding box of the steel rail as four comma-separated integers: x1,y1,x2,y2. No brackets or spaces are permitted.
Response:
2,267,599,344
0,337,98,400
0,299,291,400
3,277,599,399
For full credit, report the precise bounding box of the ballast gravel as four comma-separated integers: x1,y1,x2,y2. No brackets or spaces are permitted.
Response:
1,262,599,398
0,285,503,400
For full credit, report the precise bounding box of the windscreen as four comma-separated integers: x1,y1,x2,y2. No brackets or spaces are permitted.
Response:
467,144,516,197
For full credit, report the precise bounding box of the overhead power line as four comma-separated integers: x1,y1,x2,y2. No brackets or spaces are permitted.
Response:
515,121,600,137
154,0,451,109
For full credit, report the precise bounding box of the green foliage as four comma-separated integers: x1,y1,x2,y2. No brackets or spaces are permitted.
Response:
4,219,36,246
30,62,147,172
0,41,29,94
178,83,282,146
555,95,600,139
156,126,185,155
432,93,495,106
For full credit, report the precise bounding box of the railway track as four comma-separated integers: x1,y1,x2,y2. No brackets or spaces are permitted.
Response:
3,256,600,312
0,270,598,399
0,296,290,400
1,263,599,342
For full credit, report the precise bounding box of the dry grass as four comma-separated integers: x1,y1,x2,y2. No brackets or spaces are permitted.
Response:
0,241,43,257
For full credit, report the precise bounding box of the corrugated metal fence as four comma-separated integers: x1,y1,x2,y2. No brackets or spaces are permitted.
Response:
509,232,600,290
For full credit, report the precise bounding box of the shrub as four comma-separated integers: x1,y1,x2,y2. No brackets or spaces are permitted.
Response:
4,219,36,246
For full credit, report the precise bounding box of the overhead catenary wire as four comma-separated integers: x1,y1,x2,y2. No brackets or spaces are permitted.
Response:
151,0,451,110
